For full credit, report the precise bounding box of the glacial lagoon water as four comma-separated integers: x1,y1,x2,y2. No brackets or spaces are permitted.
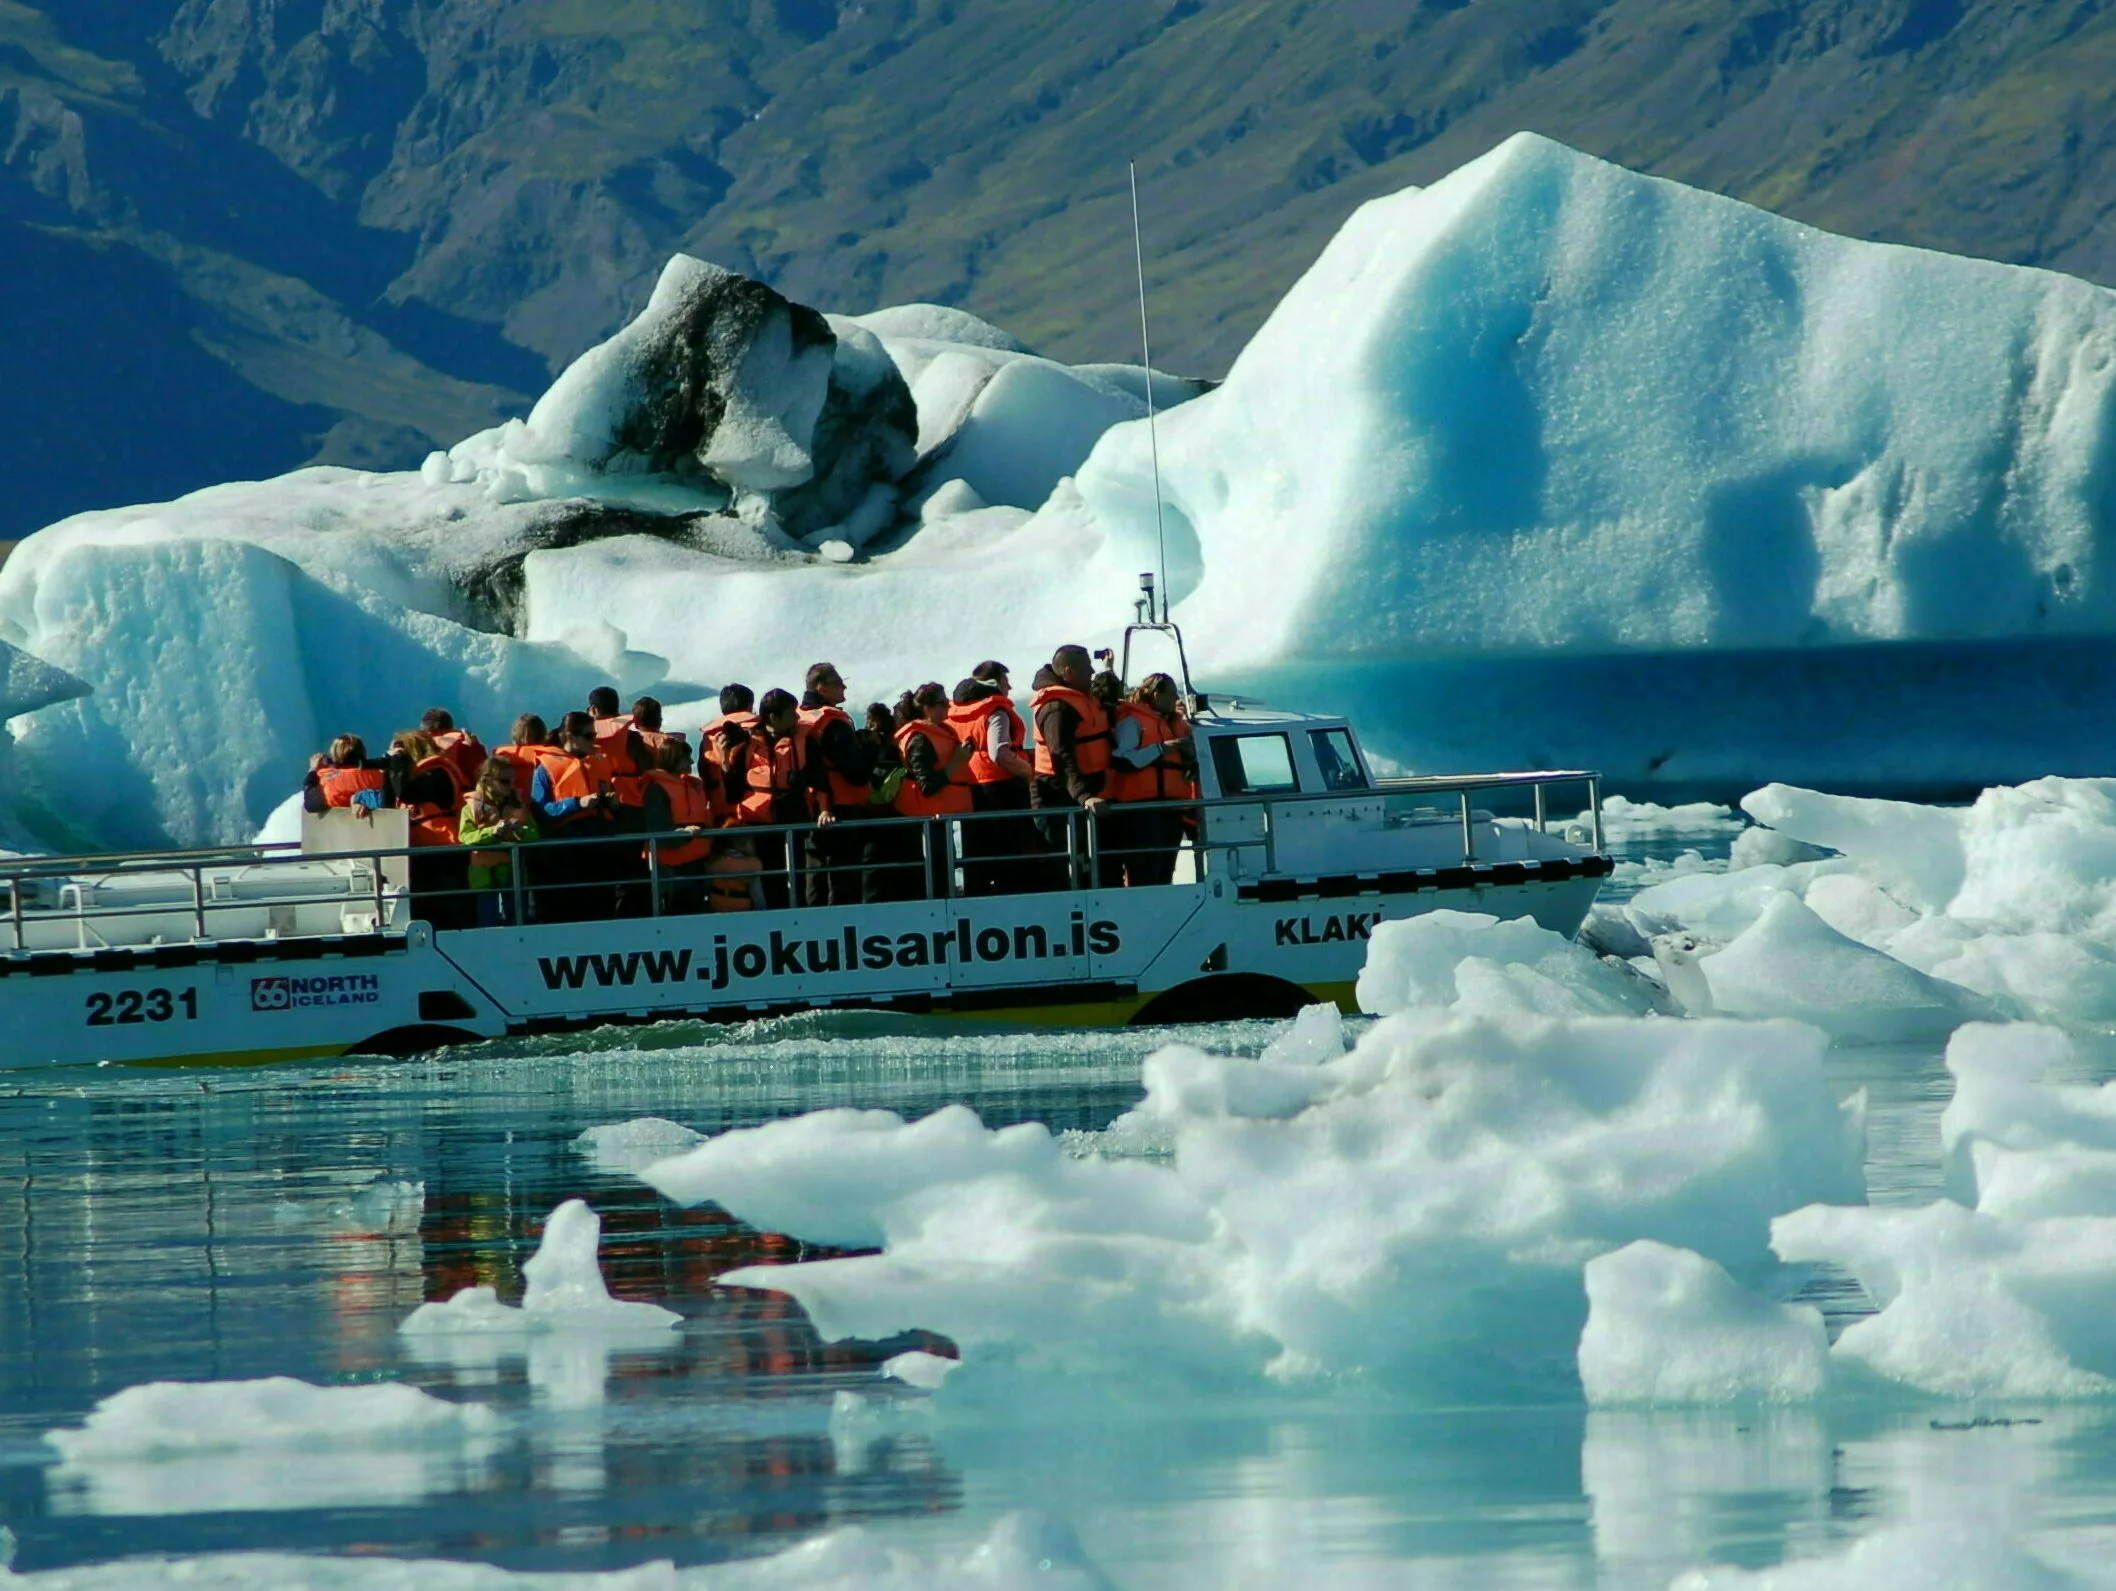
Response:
4,829,2116,1587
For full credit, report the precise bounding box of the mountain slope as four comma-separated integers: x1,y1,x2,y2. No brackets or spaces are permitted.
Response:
4,0,2113,540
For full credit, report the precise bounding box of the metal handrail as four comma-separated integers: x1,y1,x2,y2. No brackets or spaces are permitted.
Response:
0,771,1606,951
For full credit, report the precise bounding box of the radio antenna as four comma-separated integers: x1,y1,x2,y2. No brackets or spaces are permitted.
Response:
1129,161,1169,623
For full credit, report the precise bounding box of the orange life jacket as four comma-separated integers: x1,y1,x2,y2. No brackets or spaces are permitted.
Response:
406,753,467,848
593,716,647,808
797,704,870,811
1030,684,1112,779
705,851,761,911
893,720,975,817
636,727,686,760
640,769,713,867
701,711,758,783
430,729,486,789
316,766,385,808
536,748,616,823
946,695,1028,785
1106,702,1198,804
734,730,805,825
488,743,551,804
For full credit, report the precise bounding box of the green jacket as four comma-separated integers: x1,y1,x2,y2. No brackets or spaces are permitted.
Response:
458,798,539,887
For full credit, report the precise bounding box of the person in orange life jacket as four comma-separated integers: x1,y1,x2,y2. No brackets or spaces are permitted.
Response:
388,730,475,930
303,734,392,812
488,714,553,804
458,756,539,927
587,687,654,917
530,711,619,923
421,706,486,789
948,662,1036,898
641,736,714,915
1105,672,1197,888
1029,643,1114,888
728,688,807,910
586,685,651,814
883,683,975,901
705,833,765,912
798,661,882,907
700,683,758,786
630,696,688,762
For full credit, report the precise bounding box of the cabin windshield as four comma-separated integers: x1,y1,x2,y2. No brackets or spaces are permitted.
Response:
1309,728,1367,791
1210,732,1299,795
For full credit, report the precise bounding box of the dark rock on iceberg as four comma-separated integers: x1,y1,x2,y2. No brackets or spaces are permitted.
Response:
453,256,919,543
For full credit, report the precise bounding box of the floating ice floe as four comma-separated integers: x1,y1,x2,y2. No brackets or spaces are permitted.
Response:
1356,909,1662,1020
1578,1241,1830,1406
400,1198,680,1338
1619,778,2116,1032
1586,797,1745,839
39,1377,498,1518
1765,1023,2116,1401
1616,1021,2116,1404
642,1005,1862,1394
1666,1523,2100,1590
0,1510,1110,1589
575,1117,706,1176
43,1377,494,1461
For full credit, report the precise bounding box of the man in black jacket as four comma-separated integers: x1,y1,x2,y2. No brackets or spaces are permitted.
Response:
1029,644,1112,888
799,661,881,905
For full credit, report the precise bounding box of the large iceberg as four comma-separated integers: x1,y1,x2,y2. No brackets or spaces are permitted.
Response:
11,129,2116,845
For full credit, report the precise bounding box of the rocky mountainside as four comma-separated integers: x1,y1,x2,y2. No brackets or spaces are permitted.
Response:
6,0,2112,541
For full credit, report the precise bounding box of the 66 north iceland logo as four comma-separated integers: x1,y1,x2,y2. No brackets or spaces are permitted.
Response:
251,974,382,1012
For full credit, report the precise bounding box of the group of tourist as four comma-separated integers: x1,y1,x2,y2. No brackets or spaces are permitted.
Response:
300,644,1200,929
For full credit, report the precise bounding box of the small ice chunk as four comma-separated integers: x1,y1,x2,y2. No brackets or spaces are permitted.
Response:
1728,825,1830,871
521,1199,679,1326
1799,871,1921,950
920,477,987,521
816,539,856,563
1356,910,1656,1019
1742,784,1966,914
1700,893,1988,1043
400,1199,680,1336
1941,1022,2116,1215
881,1350,959,1389
418,449,450,487
575,1117,704,1176
1258,1002,1346,1065
43,1378,493,1461
1579,1241,1829,1405
1772,1200,2116,1399
1587,796,1743,837
250,790,305,847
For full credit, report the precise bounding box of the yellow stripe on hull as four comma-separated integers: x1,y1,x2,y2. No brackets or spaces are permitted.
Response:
113,1043,356,1070
929,981,1361,1029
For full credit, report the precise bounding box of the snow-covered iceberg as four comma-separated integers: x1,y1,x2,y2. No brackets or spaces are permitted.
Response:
1068,132,2116,667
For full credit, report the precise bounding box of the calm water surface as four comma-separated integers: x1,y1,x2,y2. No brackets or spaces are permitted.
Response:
5,859,2116,1586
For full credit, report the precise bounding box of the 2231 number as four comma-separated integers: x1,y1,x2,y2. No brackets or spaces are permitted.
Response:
85,988,199,1026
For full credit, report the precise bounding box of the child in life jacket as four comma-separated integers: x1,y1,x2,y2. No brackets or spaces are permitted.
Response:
458,757,539,926
704,835,764,912
303,735,391,812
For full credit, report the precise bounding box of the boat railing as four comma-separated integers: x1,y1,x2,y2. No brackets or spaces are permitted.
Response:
0,770,1602,953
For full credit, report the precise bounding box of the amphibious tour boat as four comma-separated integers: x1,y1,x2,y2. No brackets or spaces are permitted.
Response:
0,614,1613,1069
